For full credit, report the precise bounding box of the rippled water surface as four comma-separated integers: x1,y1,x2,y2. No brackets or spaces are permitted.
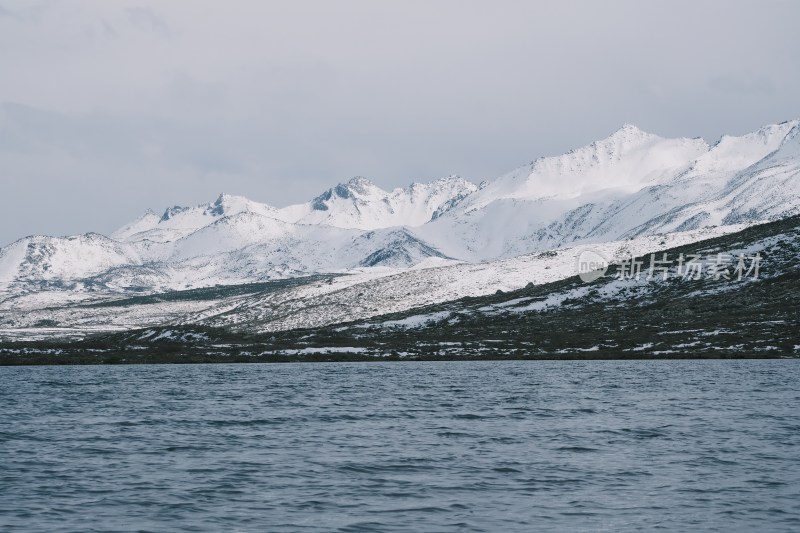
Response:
1,360,799,532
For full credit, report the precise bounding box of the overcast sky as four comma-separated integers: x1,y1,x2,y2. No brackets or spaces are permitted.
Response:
1,0,799,245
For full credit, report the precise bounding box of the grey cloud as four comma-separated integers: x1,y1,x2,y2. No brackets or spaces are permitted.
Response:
126,6,169,37
708,75,776,95
1,0,800,245
101,19,118,38
0,2,38,22
0,5,18,19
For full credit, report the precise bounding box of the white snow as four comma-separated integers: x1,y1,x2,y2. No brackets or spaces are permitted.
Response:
380,311,452,329
277,176,478,230
275,347,368,355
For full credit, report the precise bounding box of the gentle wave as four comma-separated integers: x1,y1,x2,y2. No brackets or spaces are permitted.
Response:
1,360,799,532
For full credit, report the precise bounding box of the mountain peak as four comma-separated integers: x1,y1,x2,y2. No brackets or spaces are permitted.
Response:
551,124,660,163
313,177,384,206
618,122,643,133
433,175,469,186
347,176,374,187
341,176,380,196
209,192,239,216
603,123,656,144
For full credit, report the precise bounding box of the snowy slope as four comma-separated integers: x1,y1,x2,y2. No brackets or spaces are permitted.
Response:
0,224,750,337
460,124,709,207
715,122,800,224
0,234,141,285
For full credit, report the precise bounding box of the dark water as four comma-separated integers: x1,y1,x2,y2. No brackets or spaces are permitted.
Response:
1,360,799,532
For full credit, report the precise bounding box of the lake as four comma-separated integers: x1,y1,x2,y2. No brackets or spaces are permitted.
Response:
1,360,799,532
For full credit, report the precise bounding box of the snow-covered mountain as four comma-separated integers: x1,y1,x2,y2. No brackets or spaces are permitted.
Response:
2,120,800,295
418,121,800,259
112,175,478,244
111,194,285,243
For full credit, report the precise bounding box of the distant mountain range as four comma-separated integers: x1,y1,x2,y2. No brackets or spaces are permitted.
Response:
1,120,799,349
2,120,798,295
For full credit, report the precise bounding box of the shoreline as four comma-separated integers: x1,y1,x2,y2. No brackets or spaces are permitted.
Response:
1,351,791,366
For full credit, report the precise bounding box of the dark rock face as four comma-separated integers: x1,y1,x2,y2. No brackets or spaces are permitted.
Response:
160,206,189,221
311,190,332,211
